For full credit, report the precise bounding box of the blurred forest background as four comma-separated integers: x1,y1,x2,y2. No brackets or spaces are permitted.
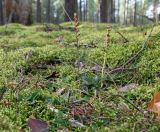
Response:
0,0,160,26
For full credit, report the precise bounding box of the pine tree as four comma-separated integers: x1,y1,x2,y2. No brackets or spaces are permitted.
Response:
64,0,77,21
36,0,41,23
0,0,4,25
46,0,51,23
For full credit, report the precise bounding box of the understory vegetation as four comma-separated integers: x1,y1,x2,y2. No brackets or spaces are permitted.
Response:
0,22,160,132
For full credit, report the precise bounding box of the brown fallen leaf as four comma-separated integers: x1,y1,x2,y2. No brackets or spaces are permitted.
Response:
148,92,160,119
28,118,49,132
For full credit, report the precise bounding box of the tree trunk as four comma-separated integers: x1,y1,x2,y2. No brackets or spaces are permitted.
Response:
5,0,32,25
5,0,18,23
107,0,112,22
83,0,86,21
111,0,115,23
18,0,32,25
79,0,82,21
100,0,112,23
153,0,159,22
64,0,77,22
85,0,88,21
133,0,137,26
36,0,41,23
96,0,101,22
124,0,128,25
100,0,107,22
46,0,51,23
117,0,120,23
0,0,4,25
83,0,88,21
141,0,145,24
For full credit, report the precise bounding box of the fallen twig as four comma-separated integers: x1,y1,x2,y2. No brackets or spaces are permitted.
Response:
108,67,137,74
116,30,129,43
115,94,145,115
91,63,137,74
121,24,155,67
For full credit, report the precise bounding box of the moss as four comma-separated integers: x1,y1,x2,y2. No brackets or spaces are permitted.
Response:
0,23,160,131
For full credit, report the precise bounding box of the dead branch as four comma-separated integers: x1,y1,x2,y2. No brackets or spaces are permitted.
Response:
116,30,129,43
116,94,145,114
121,24,155,67
108,67,137,74
137,13,154,22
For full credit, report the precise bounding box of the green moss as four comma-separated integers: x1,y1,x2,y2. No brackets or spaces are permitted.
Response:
0,23,160,131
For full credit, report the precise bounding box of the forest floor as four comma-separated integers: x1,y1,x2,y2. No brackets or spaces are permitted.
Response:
0,22,160,132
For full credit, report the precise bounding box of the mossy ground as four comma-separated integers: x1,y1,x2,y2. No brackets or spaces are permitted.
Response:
0,22,160,132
